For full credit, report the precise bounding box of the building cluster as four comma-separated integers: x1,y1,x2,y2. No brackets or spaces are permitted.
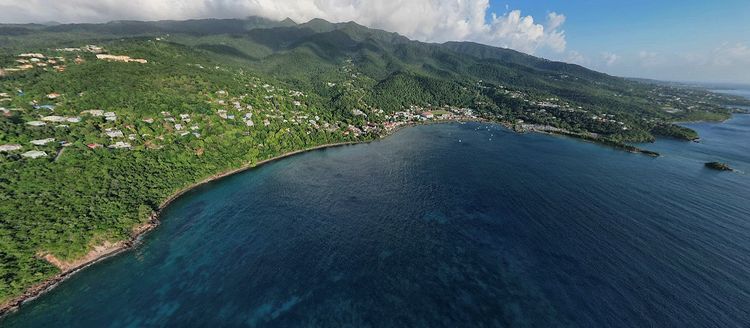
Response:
382,105,478,132
95,54,148,64
1,45,148,78
209,85,350,137
56,45,104,53
1,53,68,74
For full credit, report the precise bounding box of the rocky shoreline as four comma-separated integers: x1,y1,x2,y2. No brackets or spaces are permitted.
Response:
0,217,159,316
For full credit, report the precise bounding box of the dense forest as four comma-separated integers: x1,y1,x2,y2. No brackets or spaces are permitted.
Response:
1,17,749,305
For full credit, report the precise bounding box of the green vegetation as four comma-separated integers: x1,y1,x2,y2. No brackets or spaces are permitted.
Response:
705,162,733,171
1,17,749,304
651,124,700,141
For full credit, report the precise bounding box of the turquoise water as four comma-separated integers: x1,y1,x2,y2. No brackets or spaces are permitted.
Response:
3,117,750,327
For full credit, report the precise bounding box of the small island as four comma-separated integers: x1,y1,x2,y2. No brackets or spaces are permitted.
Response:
705,161,733,171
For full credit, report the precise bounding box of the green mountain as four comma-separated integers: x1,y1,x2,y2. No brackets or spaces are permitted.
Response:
0,17,748,307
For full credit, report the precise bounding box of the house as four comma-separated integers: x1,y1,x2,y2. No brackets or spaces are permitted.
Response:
34,105,56,110
108,141,131,149
19,53,45,59
26,121,46,127
0,144,22,152
66,117,81,123
95,54,147,63
175,124,183,131
21,150,47,159
103,112,117,121
142,118,154,124
87,143,103,149
84,45,103,53
421,111,434,119
81,109,104,116
31,138,55,146
105,129,124,138
46,93,61,99
42,115,67,122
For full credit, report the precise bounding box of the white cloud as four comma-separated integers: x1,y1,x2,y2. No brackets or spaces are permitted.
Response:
712,43,750,66
593,43,750,83
0,0,567,55
565,50,587,65
546,12,566,31
601,52,619,66
637,51,661,67
481,10,566,53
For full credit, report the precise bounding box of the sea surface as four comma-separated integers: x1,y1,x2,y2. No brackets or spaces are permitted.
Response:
3,117,750,327
711,88,750,100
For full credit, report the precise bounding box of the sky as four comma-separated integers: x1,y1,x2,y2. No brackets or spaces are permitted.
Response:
0,0,749,83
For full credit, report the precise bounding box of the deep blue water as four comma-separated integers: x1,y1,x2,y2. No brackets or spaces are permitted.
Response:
3,117,750,327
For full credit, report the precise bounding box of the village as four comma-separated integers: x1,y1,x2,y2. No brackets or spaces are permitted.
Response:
1,42,739,164
0,45,489,162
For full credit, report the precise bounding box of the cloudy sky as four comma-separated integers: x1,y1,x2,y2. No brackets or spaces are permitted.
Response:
1,0,749,83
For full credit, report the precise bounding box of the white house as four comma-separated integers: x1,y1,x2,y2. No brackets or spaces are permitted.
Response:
22,150,47,158
81,109,104,116
41,116,67,122
108,141,131,149
105,129,124,138
0,144,22,152
30,138,55,146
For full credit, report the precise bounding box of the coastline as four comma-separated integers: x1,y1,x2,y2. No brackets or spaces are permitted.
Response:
0,118,667,316
0,140,364,317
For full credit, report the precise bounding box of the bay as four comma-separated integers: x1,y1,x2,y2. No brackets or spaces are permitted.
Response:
3,117,750,327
